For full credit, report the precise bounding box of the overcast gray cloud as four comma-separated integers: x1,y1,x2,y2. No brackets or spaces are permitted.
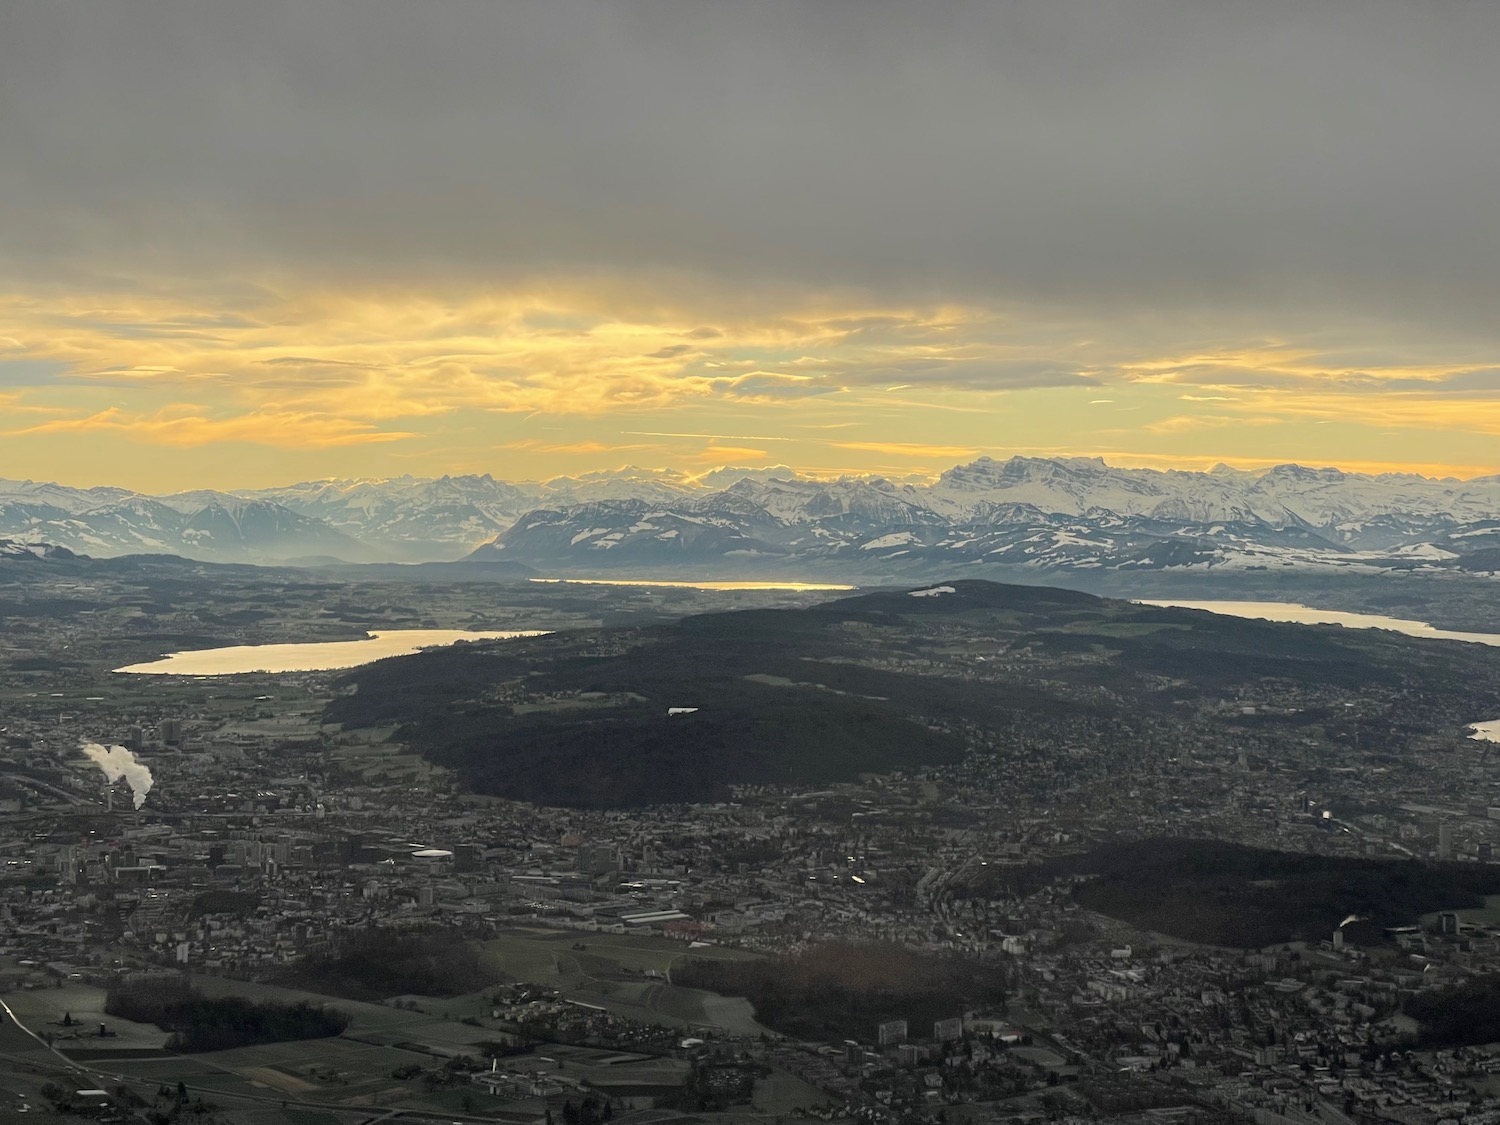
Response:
2,0,1498,338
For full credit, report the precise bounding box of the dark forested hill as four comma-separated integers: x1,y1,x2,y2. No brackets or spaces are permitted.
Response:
325,579,1500,808
983,838,1500,947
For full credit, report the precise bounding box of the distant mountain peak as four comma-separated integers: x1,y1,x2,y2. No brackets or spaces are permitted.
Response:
0,538,76,560
6,457,1500,570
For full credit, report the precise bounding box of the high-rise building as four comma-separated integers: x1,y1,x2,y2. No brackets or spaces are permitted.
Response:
878,1019,908,1047
579,844,620,875
934,1017,963,1042
339,834,366,866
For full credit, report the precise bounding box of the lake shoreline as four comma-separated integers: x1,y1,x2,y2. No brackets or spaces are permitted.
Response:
1138,598,1500,648
114,628,549,676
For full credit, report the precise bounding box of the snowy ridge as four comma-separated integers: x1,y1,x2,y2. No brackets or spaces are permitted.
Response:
473,501,1397,575
0,538,76,561
927,457,1500,526
468,457,1500,576
8,455,1500,569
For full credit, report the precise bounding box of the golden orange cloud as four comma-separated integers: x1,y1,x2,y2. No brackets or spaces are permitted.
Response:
0,391,64,416
0,287,1037,430
9,407,414,449
1180,390,1500,437
1118,345,1500,389
1139,414,1282,435
504,439,657,456
833,441,981,458
694,445,770,462
5,281,1500,483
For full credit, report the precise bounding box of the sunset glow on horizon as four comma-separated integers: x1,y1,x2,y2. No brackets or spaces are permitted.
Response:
5,2,1500,491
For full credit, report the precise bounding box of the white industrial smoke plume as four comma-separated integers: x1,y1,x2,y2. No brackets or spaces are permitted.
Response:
81,741,153,809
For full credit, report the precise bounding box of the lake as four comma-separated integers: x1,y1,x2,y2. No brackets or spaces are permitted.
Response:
530,578,855,591
1145,598,1500,744
1470,720,1500,744
1138,599,1500,648
114,629,548,676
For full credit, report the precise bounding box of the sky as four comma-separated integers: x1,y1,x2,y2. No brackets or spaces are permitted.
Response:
3,0,1500,492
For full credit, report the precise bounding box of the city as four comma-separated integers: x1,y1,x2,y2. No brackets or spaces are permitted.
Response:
5,557,1500,1124
7,2,1500,1123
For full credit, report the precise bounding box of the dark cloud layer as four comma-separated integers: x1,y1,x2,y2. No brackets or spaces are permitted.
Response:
3,1,1499,335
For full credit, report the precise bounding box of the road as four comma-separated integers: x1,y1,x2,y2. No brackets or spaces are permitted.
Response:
0,993,94,1074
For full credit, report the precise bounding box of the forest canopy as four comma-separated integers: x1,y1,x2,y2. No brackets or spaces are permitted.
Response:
105,978,349,1052
276,928,498,1002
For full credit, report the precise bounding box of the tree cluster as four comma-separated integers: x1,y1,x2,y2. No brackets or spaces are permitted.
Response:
278,927,496,1001
1406,976,1500,1047
1016,838,1500,948
105,978,350,1052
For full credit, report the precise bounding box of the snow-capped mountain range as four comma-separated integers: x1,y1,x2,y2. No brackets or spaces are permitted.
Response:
6,456,1500,575
0,467,801,564
0,538,76,561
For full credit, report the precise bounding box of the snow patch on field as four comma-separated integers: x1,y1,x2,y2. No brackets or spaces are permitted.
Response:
861,531,918,550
